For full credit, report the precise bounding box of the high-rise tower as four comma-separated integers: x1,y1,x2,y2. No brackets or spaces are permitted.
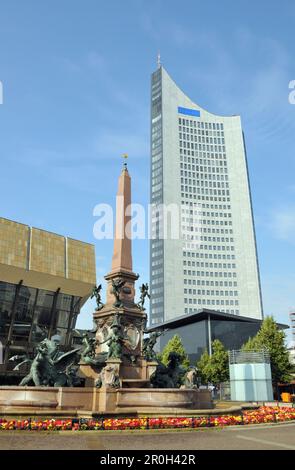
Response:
150,66,263,324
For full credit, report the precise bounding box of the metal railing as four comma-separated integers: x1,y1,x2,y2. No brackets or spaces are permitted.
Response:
229,350,270,364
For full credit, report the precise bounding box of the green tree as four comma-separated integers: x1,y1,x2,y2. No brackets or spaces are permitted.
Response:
242,316,292,384
161,334,190,369
197,340,229,385
196,349,211,383
208,340,230,385
241,335,257,351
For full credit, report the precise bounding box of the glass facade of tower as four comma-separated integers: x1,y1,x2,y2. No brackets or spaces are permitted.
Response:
179,115,239,315
150,68,165,322
150,67,263,325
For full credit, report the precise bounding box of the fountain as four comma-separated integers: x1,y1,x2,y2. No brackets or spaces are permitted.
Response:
0,162,212,417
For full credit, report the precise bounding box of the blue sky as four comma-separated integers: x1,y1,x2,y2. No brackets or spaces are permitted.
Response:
0,0,294,342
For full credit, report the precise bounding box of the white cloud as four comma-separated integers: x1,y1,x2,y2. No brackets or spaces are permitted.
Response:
271,207,295,242
179,27,295,144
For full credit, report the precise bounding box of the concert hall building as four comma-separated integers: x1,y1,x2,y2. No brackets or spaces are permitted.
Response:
0,217,96,383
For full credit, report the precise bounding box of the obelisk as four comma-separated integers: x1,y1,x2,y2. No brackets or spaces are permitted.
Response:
103,160,139,306
94,160,146,364
111,161,133,274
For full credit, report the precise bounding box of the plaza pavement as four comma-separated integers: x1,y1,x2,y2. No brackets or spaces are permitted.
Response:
0,422,295,450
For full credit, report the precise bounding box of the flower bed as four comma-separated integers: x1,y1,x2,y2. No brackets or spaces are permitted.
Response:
243,406,295,425
104,418,147,431
148,417,193,429
0,407,294,431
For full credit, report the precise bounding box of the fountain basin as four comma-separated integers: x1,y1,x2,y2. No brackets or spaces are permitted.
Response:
0,385,212,415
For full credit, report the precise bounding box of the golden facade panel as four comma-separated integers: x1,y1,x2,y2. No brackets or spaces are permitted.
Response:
0,218,28,269
67,238,96,285
0,217,96,297
30,228,66,277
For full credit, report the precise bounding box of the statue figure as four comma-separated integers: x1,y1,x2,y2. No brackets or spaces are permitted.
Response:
182,367,199,389
142,331,162,361
95,363,121,389
97,315,126,359
81,333,96,361
10,341,52,386
10,338,81,387
66,365,83,387
91,284,104,311
150,352,187,389
111,279,126,308
48,334,62,360
137,283,150,311
80,332,107,366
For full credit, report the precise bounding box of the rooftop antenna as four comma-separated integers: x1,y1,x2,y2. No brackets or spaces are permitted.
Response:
157,51,161,69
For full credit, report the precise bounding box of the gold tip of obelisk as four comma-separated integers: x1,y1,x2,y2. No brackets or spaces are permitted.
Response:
122,153,128,170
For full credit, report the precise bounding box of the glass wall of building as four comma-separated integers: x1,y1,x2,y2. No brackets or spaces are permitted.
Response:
210,319,261,352
0,280,81,381
156,314,271,363
158,320,209,363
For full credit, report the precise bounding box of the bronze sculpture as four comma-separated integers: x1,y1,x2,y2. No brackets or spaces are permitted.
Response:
137,283,150,311
150,352,187,388
91,284,104,311
80,332,107,366
111,279,126,308
97,315,126,359
11,339,81,387
142,331,162,361
11,333,108,386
